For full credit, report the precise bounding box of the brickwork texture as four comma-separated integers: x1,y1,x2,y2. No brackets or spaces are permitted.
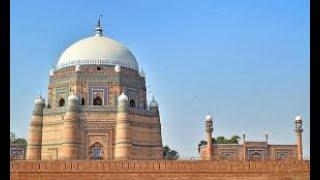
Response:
11,160,309,180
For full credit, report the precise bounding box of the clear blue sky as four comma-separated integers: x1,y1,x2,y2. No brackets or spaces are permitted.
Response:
10,0,310,158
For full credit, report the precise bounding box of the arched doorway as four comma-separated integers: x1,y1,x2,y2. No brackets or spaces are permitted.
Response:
129,99,136,108
93,96,102,105
89,142,104,160
58,98,65,107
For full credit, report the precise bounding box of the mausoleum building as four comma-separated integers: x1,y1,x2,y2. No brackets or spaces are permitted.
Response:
26,20,163,160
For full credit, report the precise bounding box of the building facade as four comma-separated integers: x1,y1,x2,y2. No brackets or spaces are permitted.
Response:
199,141,298,160
199,115,304,160
26,20,163,160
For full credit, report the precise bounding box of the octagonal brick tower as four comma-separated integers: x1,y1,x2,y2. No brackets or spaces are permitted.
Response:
26,19,163,160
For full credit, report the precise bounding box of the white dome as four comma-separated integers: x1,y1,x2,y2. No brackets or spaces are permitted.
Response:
118,92,128,102
56,35,139,71
68,94,79,101
295,115,302,121
34,96,45,105
205,115,212,121
114,64,121,72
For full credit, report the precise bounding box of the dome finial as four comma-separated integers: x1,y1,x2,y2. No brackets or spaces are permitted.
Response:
95,14,103,37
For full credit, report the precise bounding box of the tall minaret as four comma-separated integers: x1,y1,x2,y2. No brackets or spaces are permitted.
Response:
294,115,304,160
61,94,80,159
265,132,268,143
26,96,45,160
149,97,163,159
242,132,246,161
114,92,132,160
205,114,213,160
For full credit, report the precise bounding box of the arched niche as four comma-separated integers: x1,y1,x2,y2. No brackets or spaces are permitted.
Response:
58,98,65,107
89,142,104,160
93,96,102,106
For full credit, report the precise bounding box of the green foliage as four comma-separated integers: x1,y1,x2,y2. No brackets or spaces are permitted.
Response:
198,135,241,151
163,145,179,160
13,138,28,146
213,135,240,144
197,140,207,152
10,132,16,144
230,135,241,144
10,132,27,146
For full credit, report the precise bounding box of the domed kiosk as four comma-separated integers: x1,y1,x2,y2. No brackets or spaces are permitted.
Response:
26,19,163,160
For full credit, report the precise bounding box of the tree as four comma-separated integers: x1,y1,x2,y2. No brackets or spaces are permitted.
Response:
216,136,227,144
197,140,207,153
163,145,179,160
13,138,28,146
10,132,27,146
198,135,241,149
10,132,16,144
230,135,240,144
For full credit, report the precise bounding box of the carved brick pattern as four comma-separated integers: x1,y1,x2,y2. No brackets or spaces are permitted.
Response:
80,123,114,130
10,160,310,180
55,85,69,107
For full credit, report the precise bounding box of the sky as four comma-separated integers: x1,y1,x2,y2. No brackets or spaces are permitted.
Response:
10,0,310,158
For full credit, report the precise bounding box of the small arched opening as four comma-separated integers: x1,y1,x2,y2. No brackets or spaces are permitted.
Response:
129,99,136,108
223,153,232,160
250,152,262,161
277,153,288,160
93,96,102,106
58,98,65,107
81,98,85,105
89,142,104,160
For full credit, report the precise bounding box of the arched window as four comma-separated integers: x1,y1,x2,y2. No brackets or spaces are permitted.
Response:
250,152,262,161
93,96,102,105
81,98,85,105
278,154,287,160
58,98,65,107
277,152,288,160
89,142,104,160
222,153,232,160
93,146,101,159
129,99,136,108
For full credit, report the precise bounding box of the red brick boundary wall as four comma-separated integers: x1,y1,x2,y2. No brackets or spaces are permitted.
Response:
10,160,309,180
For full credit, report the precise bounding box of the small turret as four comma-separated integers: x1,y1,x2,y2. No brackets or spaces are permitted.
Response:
114,64,121,73
205,114,213,160
149,96,163,159
149,97,159,114
294,114,303,160
49,69,54,76
140,68,145,78
67,93,80,111
61,93,80,159
26,96,45,160
75,64,81,72
33,96,45,115
265,132,268,143
114,92,132,160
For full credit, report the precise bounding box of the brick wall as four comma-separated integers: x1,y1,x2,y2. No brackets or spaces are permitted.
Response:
11,160,309,180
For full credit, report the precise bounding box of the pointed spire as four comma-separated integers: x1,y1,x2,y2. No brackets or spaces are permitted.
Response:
38,90,42,99
95,14,103,37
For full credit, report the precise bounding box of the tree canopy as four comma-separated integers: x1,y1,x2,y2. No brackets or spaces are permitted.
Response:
10,132,27,146
198,135,241,152
163,145,179,160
